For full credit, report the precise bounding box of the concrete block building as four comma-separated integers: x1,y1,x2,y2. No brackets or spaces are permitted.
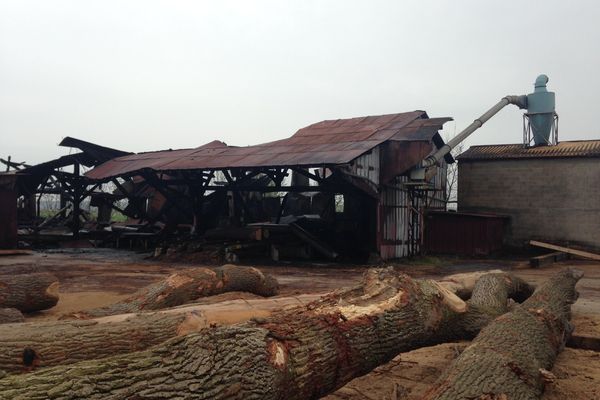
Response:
457,140,600,250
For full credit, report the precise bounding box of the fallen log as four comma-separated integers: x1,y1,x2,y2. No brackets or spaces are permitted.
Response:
423,268,583,400
66,264,279,318
0,268,533,399
0,273,59,312
456,271,534,338
0,270,496,374
0,308,24,324
0,294,318,374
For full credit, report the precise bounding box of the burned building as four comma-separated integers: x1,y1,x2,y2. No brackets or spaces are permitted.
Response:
83,111,453,260
458,140,600,251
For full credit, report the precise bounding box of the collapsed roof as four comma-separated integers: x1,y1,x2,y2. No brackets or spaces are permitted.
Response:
85,111,453,181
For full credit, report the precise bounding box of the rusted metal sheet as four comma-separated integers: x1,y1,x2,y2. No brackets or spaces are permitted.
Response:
380,141,433,183
423,211,507,256
86,112,451,181
59,137,131,163
458,140,600,161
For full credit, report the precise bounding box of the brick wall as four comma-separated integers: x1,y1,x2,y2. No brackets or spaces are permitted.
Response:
458,157,600,249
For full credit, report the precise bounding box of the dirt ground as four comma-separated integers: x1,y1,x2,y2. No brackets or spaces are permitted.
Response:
0,249,599,398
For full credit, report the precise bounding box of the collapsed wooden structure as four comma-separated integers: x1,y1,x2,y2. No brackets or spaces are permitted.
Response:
0,111,453,260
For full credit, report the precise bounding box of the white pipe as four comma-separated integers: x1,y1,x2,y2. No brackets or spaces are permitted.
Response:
421,95,527,168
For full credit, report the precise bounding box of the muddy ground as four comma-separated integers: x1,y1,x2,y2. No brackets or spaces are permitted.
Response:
0,248,599,399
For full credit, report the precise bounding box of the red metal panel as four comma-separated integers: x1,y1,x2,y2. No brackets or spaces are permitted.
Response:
423,212,507,256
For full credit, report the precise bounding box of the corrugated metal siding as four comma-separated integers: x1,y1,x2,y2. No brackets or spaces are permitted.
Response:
350,147,380,185
379,176,410,259
378,165,448,260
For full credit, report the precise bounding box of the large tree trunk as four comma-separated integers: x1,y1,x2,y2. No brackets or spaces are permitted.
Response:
423,268,583,400
0,271,496,375
0,294,319,374
0,268,533,399
65,264,279,319
0,273,59,312
0,308,24,324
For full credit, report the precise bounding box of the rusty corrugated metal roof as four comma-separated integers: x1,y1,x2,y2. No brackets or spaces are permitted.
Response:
86,111,451,181
458,140,600,161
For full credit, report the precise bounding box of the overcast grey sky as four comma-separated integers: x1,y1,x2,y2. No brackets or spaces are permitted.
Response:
1,0,599,165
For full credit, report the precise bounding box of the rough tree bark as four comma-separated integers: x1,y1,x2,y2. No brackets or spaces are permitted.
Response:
65,264,279,319
0,270,496,375
0,308,24,324
423,268,583,400
0,268,533,399
0,294,319,374
0,273,59,312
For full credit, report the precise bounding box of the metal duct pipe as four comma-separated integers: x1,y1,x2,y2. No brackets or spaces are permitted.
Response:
420,94,528,168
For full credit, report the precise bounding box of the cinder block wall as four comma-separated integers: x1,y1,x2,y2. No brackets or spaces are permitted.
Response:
458,158,600,249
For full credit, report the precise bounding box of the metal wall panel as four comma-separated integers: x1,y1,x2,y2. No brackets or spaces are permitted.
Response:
379,175,410,259
378,164,449,260
350,147,380,186
424,211,507,255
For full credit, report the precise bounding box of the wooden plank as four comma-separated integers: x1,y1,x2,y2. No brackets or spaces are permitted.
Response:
529,251,568,268
529,240,600,261
567,334,600,352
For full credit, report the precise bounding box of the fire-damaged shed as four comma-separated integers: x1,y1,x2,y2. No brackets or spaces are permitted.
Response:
85,111,453,260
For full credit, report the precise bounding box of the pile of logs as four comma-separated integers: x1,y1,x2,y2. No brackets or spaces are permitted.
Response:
0,266,583,400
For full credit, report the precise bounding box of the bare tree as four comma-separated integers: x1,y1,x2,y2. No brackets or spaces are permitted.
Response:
445,142,465,210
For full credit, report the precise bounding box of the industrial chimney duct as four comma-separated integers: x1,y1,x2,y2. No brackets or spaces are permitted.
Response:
412,74,556,180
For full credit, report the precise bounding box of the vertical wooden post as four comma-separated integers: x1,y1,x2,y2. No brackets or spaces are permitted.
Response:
72,163,81,239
